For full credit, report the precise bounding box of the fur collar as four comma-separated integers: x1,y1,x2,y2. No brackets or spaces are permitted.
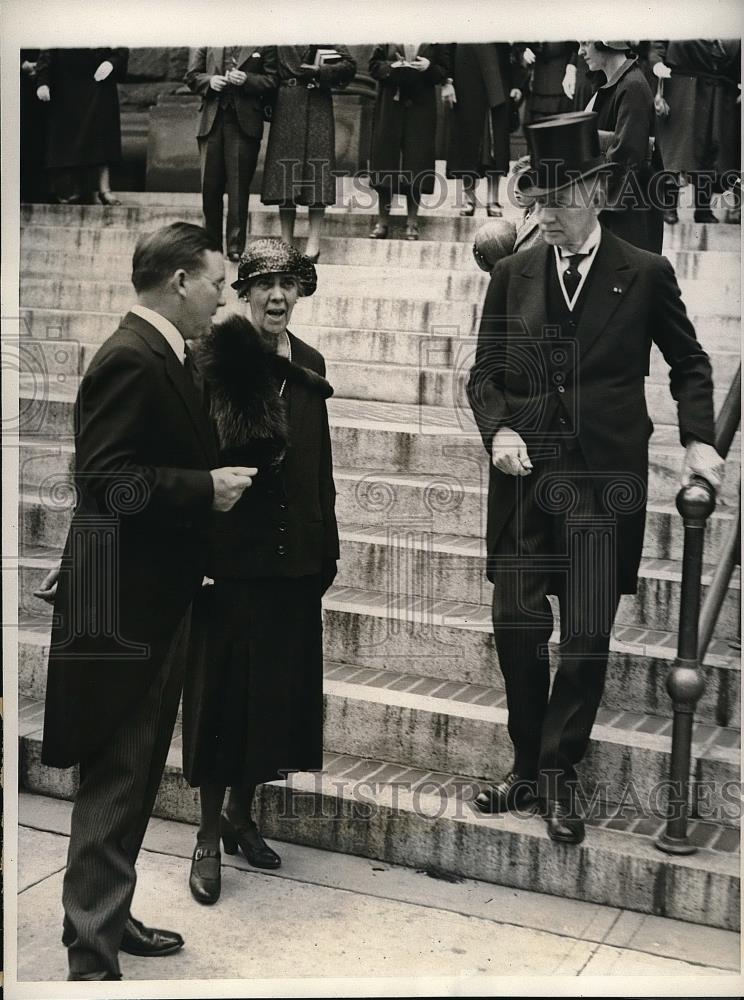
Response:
193,313,332,455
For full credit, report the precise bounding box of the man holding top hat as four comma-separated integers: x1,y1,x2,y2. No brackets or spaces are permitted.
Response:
467,112,723,844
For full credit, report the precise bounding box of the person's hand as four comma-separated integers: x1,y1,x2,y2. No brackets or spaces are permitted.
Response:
226,68,247,86
390,60,406,69
653,62,672,79
654,92,670,118
510,87,522,102
22,60,37,76
522,47,536,66
738,83,741,106
94,60,114,82
209,74,228,92
210,466,258,511
562,63,576,99
410,56,431,72
34,565,60,604
681,441,724,491
441,81,456,107
491,428,533,476
36,84,50,102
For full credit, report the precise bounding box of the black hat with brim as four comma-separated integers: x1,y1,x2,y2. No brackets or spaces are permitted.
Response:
517,111,617,198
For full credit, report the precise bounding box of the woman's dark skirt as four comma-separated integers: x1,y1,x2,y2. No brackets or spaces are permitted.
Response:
182,574,324,789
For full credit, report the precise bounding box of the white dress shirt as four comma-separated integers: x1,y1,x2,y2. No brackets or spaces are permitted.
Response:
129,303,186,364
554,223,602,311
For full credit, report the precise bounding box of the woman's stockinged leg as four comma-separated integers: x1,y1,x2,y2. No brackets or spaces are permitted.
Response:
197,781,227,847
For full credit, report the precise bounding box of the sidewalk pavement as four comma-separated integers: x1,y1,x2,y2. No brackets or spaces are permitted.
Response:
11,790,742,987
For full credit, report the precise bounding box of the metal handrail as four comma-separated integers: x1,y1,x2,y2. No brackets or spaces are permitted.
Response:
655,365,741,855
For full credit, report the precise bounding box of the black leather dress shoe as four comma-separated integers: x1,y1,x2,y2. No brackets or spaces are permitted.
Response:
694,208,719,224
190,844,222,904
474,771,537,814
119,915,184,956
220,813,281,869
543,800,585,845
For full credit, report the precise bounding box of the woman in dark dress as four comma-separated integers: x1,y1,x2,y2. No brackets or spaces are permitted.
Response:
261,46,356,260
368,43,450,240
519,42,575,124
185,239,339,905
35,47,128,204
444,43,525,217
579,40,664,252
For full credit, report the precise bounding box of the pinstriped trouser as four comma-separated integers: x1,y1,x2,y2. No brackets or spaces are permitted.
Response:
489,448,621,802
61,613,189,978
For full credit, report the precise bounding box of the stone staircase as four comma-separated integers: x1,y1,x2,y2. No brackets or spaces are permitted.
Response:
16,190,741,930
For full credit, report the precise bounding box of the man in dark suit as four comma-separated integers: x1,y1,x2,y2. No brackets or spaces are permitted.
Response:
185,46,278,261
467,113,723,845
37,222,257,979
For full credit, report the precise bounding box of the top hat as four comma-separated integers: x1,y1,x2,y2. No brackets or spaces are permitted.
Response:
231,238,317,297
517,112,616,198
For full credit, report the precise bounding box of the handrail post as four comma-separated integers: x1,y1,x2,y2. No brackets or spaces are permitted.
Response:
655,478,716,855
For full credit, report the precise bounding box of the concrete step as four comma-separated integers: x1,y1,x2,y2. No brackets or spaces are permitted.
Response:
18,269,741,319
17,338,735,428
16,392,742,508
14,639,739,818
17,533,741,641
17,712,740,930
20,200,743,253
19,226,742,279
18,306,744,360
19,245,743,306
19,474,736,565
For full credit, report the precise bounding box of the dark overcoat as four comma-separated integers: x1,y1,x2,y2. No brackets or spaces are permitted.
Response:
588,57,664,253
368,43,450,195
42,312,218,768
261,45,356,206
35,48,128,169
446,43,525,178
184,46,278,139
182,315,339,786
520,42,575,123
467,229,715,594
650,39,741,176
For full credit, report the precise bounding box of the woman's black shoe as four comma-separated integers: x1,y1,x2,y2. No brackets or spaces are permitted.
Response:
189,844,221,904
220,813,281,869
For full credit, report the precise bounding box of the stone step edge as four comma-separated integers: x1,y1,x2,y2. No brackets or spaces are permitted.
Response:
17,539,741,594
18,731,740,932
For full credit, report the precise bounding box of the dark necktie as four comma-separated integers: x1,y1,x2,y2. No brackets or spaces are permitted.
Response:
183,344,206,408
561,252,590,301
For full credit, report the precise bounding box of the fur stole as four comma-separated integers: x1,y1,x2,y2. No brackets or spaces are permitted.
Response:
194,314,333,461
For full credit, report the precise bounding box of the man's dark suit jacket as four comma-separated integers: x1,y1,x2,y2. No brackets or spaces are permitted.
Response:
185,46,278,139
42,311,219,767
467,228,716,594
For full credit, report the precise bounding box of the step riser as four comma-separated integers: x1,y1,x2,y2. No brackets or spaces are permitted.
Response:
19,738,740,930
20,203,743,252
19,485,731,564
16,611,741,728
330,542,740,639
20,229,741,277
19,308,744,358
19,275,740,319
19,252,742,306
17,341,734,427
18,544,740,641
17,429,741,509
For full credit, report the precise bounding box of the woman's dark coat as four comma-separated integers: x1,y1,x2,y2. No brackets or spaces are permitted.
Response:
520,42,575,124
589,57,664,253
35,48,128,169
446,43,525,178
650,39,740,176
261,45,356,206
368,43,450,196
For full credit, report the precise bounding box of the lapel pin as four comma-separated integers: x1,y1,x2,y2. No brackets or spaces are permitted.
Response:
612,286,623,294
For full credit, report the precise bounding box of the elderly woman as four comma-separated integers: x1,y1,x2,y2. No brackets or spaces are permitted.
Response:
184,239,339,904
578,40,664,252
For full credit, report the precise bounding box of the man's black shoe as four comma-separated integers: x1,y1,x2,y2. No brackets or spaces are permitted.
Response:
474,772,537,814
694,209,719,224
543,800,585,845
120,915,184,956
